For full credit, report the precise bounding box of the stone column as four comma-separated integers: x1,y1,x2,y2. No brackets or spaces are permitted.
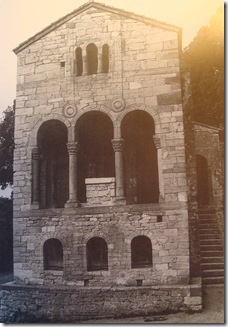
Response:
82,50,87,75
153,135,164,202
65,142,79,207
97,53,102,73
111,138,126,204
32,147,40,205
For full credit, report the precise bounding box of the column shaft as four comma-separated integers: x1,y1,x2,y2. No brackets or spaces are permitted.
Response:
32,147,39,205
153,135,164,202
112,139,125,200
97,54,102,73
66,142,79,207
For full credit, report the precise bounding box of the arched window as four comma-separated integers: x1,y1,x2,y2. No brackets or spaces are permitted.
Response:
86,237,108,271
43,238,63,270
75,47,83,76
86,43,98,75
102,44,109,73
131,236,152,268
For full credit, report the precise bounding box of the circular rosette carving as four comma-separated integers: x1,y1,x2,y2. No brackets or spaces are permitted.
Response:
63,103,77,118
111,98,125,112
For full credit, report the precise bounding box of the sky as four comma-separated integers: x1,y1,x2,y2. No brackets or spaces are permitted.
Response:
0,0,224,118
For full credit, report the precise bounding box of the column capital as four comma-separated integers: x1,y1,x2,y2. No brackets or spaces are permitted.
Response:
153,135,161,149
67,142,79,155
111,138,124,152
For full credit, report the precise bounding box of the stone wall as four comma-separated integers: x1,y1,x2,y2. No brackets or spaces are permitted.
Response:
0,280,202,323
13,204,189,286
85,178,115,206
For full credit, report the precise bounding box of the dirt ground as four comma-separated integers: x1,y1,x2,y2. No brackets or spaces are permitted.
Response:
0,273,224,324
82,286,225,324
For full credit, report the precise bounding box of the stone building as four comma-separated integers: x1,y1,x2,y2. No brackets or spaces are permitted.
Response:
0,1,223,322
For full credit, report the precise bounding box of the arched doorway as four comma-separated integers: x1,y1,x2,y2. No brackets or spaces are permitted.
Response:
196,155,211,205
37,120,68,208
76,111,114,203
121,110,159,204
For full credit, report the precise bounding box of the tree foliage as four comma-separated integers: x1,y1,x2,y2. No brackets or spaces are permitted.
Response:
0,106,14,189
183,7,224,131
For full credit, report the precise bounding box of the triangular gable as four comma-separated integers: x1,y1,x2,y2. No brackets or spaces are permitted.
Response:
13,1,181,54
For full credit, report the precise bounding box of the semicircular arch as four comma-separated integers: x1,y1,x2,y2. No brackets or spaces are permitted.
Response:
31,114,70,147
117,104,161,134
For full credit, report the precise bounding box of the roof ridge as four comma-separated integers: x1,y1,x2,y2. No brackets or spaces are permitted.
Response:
13,1,181,54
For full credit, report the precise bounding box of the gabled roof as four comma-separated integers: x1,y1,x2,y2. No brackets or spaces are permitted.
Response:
13,1,181,54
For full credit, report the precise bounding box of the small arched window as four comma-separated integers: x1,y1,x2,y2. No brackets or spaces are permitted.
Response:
86,43,98,75
102,44,109,73
43,238,63,270
86,237,108,271
75,47,83,76
131,236,152,268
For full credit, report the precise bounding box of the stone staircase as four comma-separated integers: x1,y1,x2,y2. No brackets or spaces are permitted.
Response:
198,209,224,285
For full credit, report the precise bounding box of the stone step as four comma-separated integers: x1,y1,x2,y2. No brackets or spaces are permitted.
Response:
201,256,224,263
200,250,224,257
199,233,221,240
202,276,224,285
199,229,220,234
197,206,216,213
200,244,223,251
202,269,224,277
200,239,223,245
201,262,224,270
199,224,219,229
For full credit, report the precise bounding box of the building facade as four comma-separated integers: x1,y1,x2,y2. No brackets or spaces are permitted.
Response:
0,1,223,322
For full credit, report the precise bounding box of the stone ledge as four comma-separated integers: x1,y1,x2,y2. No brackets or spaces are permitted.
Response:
14,202,188,217
85,177,115,184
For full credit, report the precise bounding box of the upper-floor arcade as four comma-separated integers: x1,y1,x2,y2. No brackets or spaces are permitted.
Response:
31,108,163,209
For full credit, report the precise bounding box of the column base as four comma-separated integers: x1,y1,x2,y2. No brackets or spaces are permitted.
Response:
114,197,126,205
65,200,80,208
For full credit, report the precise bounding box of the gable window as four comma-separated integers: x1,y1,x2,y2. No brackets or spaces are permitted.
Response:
86,43,98,75
102,44,109,73
86,237,108,271
131,236,152,268
43,238,63,270
75,47,83,76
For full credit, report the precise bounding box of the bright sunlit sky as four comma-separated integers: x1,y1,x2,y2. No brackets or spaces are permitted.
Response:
0,0,224,117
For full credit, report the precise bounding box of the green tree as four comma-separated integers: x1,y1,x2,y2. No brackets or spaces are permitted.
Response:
0,106,15,189
183,7,224,131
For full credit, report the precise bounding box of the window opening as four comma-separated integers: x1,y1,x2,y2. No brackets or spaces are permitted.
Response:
86,43,98,75
102,44,109,73
43,238,63,270
131,235,152,268
75,47,83,76
86,237,108,271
